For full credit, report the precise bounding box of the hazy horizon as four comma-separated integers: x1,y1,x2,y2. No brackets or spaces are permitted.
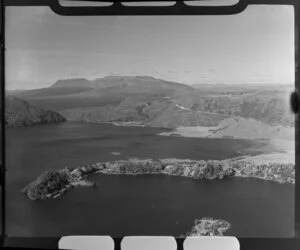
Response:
5,5,295,90
5,74,295,92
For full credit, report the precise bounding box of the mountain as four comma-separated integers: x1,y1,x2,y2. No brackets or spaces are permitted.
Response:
5,95,67,128
92,75,192,92
50,78,92,88
11,76,294,129
14,76,193,111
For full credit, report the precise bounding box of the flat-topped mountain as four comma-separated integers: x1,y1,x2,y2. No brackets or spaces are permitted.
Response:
48,75,191,89
5,95,67,128
92,75,193,91
13,76,193,111
24,75,192,93
50,78,92,88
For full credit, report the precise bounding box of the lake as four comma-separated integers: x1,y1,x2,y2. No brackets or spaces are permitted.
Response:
5,122,295,237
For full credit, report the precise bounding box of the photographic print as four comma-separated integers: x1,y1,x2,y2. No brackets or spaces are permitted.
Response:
4,5,295,238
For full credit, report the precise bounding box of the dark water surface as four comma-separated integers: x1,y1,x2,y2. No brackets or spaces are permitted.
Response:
5,122,294,237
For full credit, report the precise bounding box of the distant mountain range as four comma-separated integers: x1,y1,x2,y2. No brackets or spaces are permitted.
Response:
7,75,294,130
5,95,66,128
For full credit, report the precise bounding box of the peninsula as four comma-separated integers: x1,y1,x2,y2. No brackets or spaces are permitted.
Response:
22,157,295,201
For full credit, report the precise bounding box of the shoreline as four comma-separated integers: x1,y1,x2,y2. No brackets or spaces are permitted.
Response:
159,125,294,140
67,121,295,146
88,121,146,127
96,169,295,184
21,168,97,201
22,157,295,201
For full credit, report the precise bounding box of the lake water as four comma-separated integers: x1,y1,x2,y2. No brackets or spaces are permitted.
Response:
5,122,295,237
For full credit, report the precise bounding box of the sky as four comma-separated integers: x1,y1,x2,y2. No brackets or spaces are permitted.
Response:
5,5,295,90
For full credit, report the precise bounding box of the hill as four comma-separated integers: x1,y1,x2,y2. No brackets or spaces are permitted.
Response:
5,95,67,128
160,116,294,143
60,87,293,129
208,117,294,140
60,94,229,128
173,88,293,127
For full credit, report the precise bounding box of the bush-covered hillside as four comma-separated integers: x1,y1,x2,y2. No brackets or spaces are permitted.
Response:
5,95,67,128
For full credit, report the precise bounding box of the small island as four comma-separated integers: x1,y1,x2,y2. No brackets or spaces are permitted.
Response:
22,157,294,201
185,217,231,236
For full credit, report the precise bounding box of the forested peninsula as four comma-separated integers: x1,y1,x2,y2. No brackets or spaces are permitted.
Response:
22,157,295,201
